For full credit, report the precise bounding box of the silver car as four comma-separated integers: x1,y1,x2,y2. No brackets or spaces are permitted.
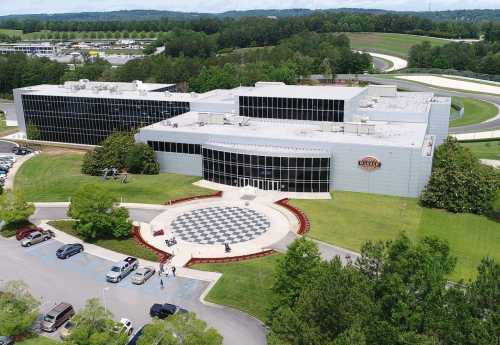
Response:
131,266,155,285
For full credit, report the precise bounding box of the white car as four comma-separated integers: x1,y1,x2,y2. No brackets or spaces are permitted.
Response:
113,318,134,336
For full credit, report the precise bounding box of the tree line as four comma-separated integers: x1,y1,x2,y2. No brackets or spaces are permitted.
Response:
0,11,481,41
0,31,372,96
408,40,500,75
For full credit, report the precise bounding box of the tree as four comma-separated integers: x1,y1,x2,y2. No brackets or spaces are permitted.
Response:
126,143,159,175
0,281,39,337
65,298,128,345
137,313,223,345
0,191,35,227
420,137,500,215
68,183,131,240
270,237,321,317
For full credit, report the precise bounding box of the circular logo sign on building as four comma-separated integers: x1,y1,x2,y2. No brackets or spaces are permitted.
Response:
358,156,381,171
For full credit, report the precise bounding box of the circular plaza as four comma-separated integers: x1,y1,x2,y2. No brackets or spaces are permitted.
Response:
138,196,297,266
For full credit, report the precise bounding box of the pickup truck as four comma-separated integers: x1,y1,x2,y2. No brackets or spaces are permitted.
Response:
106,257,138,283
20,230,54,247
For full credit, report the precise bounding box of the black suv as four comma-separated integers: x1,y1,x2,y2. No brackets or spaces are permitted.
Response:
149,303,187,319
12,147,32,155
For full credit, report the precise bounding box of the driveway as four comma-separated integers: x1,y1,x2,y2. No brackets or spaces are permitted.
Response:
0,139,16,153
0,237,266,345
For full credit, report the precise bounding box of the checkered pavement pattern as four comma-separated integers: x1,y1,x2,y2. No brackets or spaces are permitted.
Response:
170,207,271,245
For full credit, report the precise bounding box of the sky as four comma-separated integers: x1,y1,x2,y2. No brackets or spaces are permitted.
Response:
1,0,500,16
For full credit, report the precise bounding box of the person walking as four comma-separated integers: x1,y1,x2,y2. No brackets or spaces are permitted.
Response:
160,278,164,289
172,266,176,278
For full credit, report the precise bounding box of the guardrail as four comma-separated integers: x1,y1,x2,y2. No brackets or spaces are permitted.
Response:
185,249,276,267
132,225,172,263
274,198,311,235
164,191,223,206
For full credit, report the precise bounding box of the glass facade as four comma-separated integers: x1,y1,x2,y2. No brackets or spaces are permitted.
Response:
21,94,190,145
147,140,201,155
239,96,344,122
202,148,331,192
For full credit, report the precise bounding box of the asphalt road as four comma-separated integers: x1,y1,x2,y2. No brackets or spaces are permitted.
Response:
0,237,267,345
371,56,391,72
0,139,16,153
337,74,500,134
31,206,164,223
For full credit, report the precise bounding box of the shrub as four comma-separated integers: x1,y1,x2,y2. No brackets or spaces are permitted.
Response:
420,137,500,215
126,143,160,175
81,132,159,176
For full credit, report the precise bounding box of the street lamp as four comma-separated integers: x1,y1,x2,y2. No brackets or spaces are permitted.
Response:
102,287,110,313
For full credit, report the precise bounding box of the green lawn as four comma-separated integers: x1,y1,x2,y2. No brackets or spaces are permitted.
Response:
291,191,500,282
48,220,159,262
15,153,209,203
16,336,60,345
461,140,500,160
345,32,448,58
450,97,499,127
194,254,281,322
0,111,18,137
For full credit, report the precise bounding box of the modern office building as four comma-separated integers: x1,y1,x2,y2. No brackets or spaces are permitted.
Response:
14,80,180,145
14,80,450,197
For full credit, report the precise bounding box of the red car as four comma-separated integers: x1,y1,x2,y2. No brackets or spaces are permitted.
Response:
15,227,44,241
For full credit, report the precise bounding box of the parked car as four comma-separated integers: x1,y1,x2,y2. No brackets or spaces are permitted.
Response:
113,318,134,336
106,257,138,283
56,243,84,259
0,336,13,345
20,230,54,247
42,303,75,332
16,226,45,241
149,303,188,319
127,326,145,345
59,320,76,340
131,266,155,285
12,147,32,155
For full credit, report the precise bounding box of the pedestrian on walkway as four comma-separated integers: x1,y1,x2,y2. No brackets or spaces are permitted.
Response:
160,278,164,289
172,266,176,277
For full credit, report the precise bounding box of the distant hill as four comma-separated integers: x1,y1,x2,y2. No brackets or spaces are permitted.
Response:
0,8,498,23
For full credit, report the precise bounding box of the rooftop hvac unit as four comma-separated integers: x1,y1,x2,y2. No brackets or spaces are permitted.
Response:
198,113,210,124
164,91,172,98
208,114,225,125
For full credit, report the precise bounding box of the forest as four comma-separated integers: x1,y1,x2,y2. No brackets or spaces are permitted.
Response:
0,11,480,40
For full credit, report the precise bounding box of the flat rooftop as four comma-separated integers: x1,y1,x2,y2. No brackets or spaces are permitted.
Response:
141,111,428,148
17,81,193,102
235,84,366,100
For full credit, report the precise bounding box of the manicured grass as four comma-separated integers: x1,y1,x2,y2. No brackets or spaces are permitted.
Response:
0,111,17,137
48,220,159,262
345,32,448,58
291,191,500,282
17,336,60,345
450,97,499,127
15,153,209,204
461,140,500,160
194,254,281,321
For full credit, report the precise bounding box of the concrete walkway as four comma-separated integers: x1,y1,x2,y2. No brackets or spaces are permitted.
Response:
453,130,500,140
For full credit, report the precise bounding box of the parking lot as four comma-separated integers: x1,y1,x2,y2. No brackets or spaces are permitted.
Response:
0,237,266,345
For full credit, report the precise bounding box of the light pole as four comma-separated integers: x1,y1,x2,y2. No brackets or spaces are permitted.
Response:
102,287,110,313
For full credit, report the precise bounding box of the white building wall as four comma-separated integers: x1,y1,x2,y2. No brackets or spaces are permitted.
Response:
13,88,28,132
427,99,451,145
137,129,433,198
155,152,202,176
